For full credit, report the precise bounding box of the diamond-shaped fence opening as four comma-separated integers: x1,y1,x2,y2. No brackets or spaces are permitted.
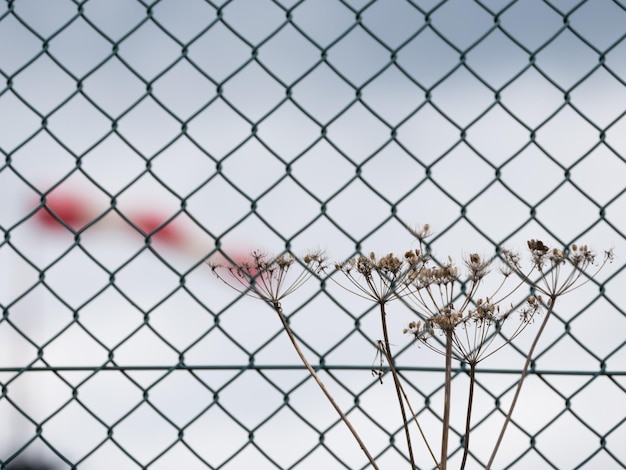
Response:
1,1,625,469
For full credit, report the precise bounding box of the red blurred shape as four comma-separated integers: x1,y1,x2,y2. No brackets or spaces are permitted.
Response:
133,213,184,245
35,193,90,231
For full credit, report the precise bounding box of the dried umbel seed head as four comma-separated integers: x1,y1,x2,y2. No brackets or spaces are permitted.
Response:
356,254,374,277
404,249,423,263
519,295,543,321
499,249,521,275
209,250,326,303
303,251,326,266
465,253,491,281
500,240,613,298
431,263,458,285
548,248,565,264
568,243,600,266
429,306,463,331
405,290,541,364
274,253,295,269
333,250,427,302
409,223,432,241
468,297,499,322
377,252,403,276
402,243,551,364
403,319,436,339
527,239,549,253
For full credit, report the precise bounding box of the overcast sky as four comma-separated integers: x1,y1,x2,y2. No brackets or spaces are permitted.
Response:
1,1,625,469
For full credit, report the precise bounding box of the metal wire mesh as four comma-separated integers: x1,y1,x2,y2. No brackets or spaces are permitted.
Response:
1,0,625,468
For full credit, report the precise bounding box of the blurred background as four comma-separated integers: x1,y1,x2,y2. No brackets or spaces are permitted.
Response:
0,0,625,468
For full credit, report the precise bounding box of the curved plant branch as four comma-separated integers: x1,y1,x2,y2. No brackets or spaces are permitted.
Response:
486,295,556,469
273,301,380,469
209,252,379,468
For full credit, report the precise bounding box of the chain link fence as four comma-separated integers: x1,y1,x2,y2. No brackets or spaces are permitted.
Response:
1,0,625,468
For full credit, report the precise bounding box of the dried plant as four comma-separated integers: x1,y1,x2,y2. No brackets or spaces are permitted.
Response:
330,247,436,468
401,249,539,470
210,250,380,469
401,237,612,469
208,232,613,470
485,241,614,469
208,249,323,303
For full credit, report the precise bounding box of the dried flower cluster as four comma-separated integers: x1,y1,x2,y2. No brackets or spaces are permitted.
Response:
209,249,379,468
503,239,613,299
209,249,326,304
208,229,613,470
331,249,427,302
398,250,541,365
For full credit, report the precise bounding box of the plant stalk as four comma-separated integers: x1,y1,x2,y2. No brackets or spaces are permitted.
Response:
380,341,440,468
486,296,556,469
460,363,477,470
440,329,453,470
272,302,380,469
379,302,417,469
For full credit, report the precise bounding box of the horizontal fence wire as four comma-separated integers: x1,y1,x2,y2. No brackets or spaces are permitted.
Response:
1,0,626,468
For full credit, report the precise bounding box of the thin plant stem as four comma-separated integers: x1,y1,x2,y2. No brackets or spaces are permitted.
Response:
486,296,556,469
460,363,477,470
379,341,440,468
440,329,453,470
379,302,417,469
272,301,380,469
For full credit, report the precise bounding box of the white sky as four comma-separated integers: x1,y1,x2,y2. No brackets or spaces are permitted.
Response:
0,0,625,468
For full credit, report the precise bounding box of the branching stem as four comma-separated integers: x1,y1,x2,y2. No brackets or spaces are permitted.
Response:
272,302,380,469
379,302,417,469
486,295,556,469
379,342,439,468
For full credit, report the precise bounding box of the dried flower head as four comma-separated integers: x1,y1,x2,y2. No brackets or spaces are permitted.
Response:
403,250,536,364
465,253,491,281
332,249,427,303
404,293,542,365
406,238,613,364
209,250,326,303
502,240,614,298
408,223,433,242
